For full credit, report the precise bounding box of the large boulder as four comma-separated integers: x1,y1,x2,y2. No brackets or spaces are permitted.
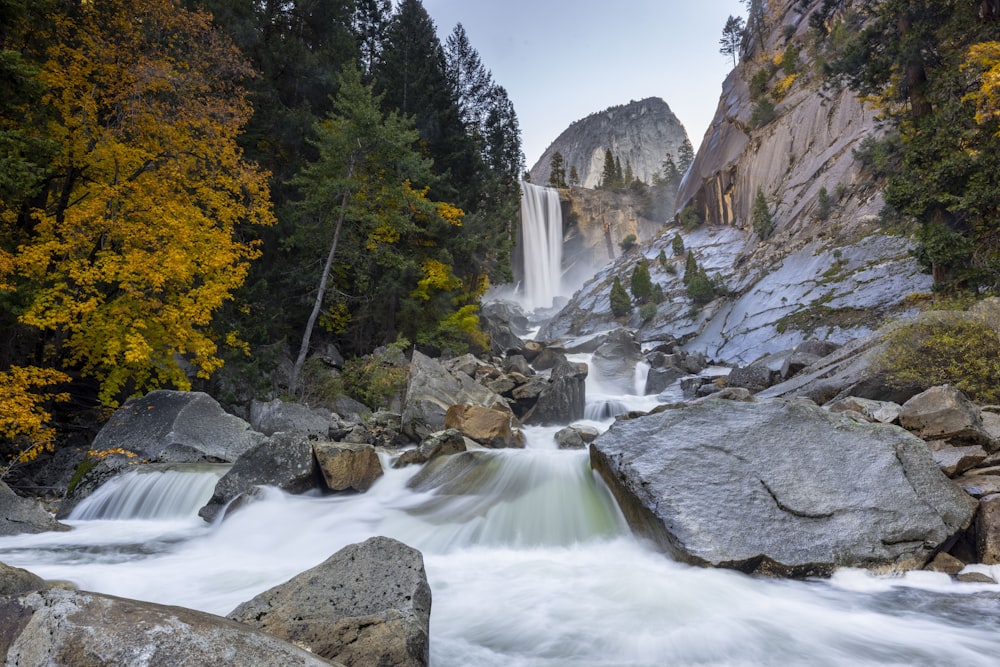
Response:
444,404,521,448
92,390,266,463
0,562,47,596
198,432,322,523
228,536,431,667
0,587,335,666
401,351,509,440
589,399,976,577
522,359,588,425
393,430,469,469
590,328,642,393
899,385,994,448
313,442,383,492
250,399,334,437
0,481,69,535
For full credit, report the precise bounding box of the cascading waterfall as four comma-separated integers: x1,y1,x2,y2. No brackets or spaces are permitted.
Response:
69,465,229,521
519,181,564,311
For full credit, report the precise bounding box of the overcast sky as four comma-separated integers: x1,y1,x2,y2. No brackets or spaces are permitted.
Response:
422,0,746,168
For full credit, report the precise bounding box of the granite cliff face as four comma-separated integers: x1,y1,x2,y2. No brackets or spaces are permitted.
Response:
535,0,933,362
529,98,690,188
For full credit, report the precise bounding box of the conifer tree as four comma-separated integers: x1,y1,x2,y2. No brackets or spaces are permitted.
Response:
630,259,653,302
720,15,746,68
610,277,632,317
569,165,579,186
548,151,568,188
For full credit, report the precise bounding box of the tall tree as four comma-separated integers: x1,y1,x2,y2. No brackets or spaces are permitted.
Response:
353,0,391,81
720,15,746,68
548,152,568,188
445,23,492,131
5,0,274,406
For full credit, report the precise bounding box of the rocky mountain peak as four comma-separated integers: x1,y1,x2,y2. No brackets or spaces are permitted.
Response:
529,97,691,188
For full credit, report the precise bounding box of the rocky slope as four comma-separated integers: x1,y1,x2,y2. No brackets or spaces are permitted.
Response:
529,97,690,188
536,0,932,363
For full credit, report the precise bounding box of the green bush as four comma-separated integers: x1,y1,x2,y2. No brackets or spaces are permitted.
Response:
880,311,1000,403
686,268,715,304
750,98,777,128
340,340,410,410
630,259,653,302
610,276,632,317
639,302,658,321
679,206,702,231
619,234,637,252
749,68,771,99
815,186,832,221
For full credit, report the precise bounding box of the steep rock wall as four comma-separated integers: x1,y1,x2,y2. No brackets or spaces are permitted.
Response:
530,98,690,188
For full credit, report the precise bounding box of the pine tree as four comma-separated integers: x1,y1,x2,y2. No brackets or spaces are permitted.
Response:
569,165,579,186
720,15,745,68
600,148,616,189
548,151,568,188
630,259,653,303
677,138,695,172
683,250,698,285
610,277,632,317
672,233,685,256
752,187,774,239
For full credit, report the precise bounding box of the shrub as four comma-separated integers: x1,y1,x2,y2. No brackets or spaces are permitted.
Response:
340,340,410,410
619,234,637,252
815,186,832,221
658,249,668,267
610,277,632,317
879,311,1000,403
651,283,666,304
686,268,715,304
750,68,771,99
680,205,702,231
750,98,777,128
782,43,800,75
639,302,658,321
630,259,653,302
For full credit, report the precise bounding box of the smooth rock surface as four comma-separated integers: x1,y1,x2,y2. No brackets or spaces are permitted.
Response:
589,399,976,576
900,386,993,447
91,390,266,463
228,536,430,667
313,442,383,492
1,588,336,666
444,404,519,449
0,481,69,535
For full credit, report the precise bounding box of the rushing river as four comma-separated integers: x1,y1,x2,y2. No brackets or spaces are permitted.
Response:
4,368,1000,665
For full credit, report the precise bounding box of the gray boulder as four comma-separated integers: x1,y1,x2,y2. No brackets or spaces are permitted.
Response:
228,536,430,667
401,351,509,440
1,587,334,666
250,399,334,437
198,432,322,523
590,328,642,393
589,399,976,577
92,390,266,463
0,481,69,535
826,396,902,424
727,362,774,393
313,442,383,492
554,424,601,450
523,359,588,425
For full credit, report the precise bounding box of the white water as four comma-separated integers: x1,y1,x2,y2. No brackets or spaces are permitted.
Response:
519,181,564,311
4,396,1000,664
69,464,228,520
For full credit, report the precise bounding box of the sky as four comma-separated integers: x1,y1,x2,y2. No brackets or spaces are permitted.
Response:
422,0,746,169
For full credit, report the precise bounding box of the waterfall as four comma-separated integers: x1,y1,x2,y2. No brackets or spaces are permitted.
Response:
519,181,563,310
69,465,228,521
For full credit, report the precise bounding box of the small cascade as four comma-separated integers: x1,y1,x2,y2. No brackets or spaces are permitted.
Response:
519,181,564,311
69,465,228,521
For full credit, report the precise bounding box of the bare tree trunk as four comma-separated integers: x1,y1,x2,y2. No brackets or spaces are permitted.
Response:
289,158,356,394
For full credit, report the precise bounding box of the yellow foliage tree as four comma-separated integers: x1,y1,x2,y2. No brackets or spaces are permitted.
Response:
965,41,1000,128
8,0,273,405
0,366,70,476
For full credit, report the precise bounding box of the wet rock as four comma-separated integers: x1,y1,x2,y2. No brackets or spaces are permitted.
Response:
444,404,521,449
401,351,509,441
591,328,642,393
0,481,69,535
0,562,48,595
555,424,601,450
250,399,334,437
1,587,334,667
589,399,976,577
644,365,685,395
229,536,430,667
91,390,266,463
522,359,588,425
503,355,534,377
694,387,755,403
531,346,566,371
198,432,322,523
957,572,998,584
313,443,383,492
924,552,965,575
900,386,993,448
393,430,468,468
56,456,137,520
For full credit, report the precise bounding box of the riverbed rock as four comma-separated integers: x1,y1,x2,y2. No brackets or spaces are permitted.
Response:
401,351,509,441
590,328,642,393
522,359,588,425
931,445,988,478
313,443,383,492
444,404,521,449
92,390,267,463
0,587,334,666
0,481,69,535
900,386,993,448
0,562,48,595
589,398,976,577
393,429,469,468
977,494,1000,565
554,424,602,450
228,536,431,667
198,432,322,523
826,396,902,424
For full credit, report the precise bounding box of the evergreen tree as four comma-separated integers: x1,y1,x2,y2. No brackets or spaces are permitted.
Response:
614,155,624,187
672,233,685,256
353,0,391,81
569,165,580,186
752,187,774,239
677,138,695,172
600,148,617,189
720,15,745,68
630,259,653,303
445,23,492,130
548,151,568,188
683,250,698,285
610,277,632,317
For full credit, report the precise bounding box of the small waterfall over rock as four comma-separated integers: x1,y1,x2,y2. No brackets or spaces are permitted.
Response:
519,181,564,311
69,465,228,521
